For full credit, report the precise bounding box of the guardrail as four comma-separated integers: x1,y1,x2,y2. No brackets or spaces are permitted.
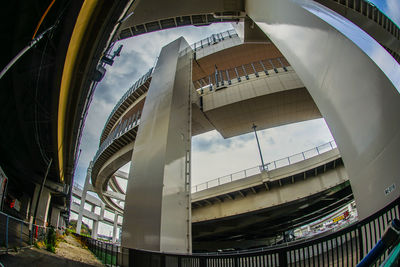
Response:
193,56,290,94
99,68,153,144
191,29,238,52
192,140,337,193
94,109,141,163
74,197,400,267
0,211,47,252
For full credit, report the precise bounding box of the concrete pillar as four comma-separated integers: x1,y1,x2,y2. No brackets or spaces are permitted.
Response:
122,37,193,253
19,193,31,221
77,162,92,234
99,203,105,220
246,0,400,219
50,207,60,228
30,185,52,227
92,220,99,239
112,213,118,243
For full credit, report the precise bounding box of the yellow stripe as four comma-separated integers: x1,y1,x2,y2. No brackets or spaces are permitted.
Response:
58,0,98,182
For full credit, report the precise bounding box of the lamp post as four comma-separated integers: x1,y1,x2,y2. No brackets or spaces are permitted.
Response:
252,123,266,170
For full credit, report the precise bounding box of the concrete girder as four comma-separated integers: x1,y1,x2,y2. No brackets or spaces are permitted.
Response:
246,0,400,219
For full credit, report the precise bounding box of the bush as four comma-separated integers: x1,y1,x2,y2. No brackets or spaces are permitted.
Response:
46,227,57,253
46,243,55,253
65,228,72,236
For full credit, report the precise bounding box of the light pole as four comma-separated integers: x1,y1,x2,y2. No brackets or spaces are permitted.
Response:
252,123,265,170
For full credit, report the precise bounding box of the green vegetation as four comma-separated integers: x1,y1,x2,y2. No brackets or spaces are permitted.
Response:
68,219,92,236
93,249,117,265
45,227,57,253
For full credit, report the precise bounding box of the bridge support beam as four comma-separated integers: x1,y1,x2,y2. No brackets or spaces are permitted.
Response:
246,0,400,219
30,185,51,227
112,214,118,243
92,220,99,239
77,162,92,234
122,37,193,253
50,207,61,229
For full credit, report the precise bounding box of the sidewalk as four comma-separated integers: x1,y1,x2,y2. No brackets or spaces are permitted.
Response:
0,235,103,267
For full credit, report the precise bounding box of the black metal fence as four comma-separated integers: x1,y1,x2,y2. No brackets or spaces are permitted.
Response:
77,197,399,266
75,234,120,266
0,211,47,252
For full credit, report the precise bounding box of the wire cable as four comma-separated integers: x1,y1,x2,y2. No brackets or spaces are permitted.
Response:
32,0,56,40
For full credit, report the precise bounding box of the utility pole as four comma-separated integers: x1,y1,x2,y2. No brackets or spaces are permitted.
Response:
252,123,265,170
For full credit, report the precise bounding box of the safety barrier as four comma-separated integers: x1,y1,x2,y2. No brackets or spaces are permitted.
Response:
76,197,399,266
192,140,337,193
191,29,238,52
0,211,47,252
193,56,290,94
75,234,120,267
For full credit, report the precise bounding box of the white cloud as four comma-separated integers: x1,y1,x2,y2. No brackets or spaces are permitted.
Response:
73,23,234,186
384,0,400,26
191,118,333,185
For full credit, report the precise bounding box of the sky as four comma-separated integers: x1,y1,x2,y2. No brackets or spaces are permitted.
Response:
71,1,400,235
366,0,400,26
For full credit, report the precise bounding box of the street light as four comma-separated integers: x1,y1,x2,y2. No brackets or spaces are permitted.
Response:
252,123,266,171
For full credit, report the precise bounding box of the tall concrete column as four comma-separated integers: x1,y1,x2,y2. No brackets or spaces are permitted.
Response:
31,185,52,227
77,162,92,234
92,220,99,239
112,213,118,243
50,207,60,228
246,0,400,219
122,37,193,253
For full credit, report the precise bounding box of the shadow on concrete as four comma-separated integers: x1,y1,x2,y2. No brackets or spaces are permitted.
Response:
0,247,102,267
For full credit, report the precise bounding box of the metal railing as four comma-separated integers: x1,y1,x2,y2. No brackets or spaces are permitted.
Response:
75,234,120,266
192,140,337,193
74,197,400,266
193,56,290,94
0,211,47,252
100,68,153,144
94,109,141,163
191,29,238,52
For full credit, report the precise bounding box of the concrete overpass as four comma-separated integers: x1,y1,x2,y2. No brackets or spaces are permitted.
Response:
71,184,123,242
191,146,352,251
2,0,399,259
79,138,353,249
91,32,321,216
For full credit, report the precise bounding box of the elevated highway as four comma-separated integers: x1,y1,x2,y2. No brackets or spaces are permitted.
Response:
191,146,352,250
90,32,322,214
2,0,399,257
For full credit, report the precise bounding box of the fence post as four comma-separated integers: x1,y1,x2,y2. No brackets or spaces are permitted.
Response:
200,257,207,267
279,250,288,266
20,221,23,246
5,215,9,250
358,227,364,261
